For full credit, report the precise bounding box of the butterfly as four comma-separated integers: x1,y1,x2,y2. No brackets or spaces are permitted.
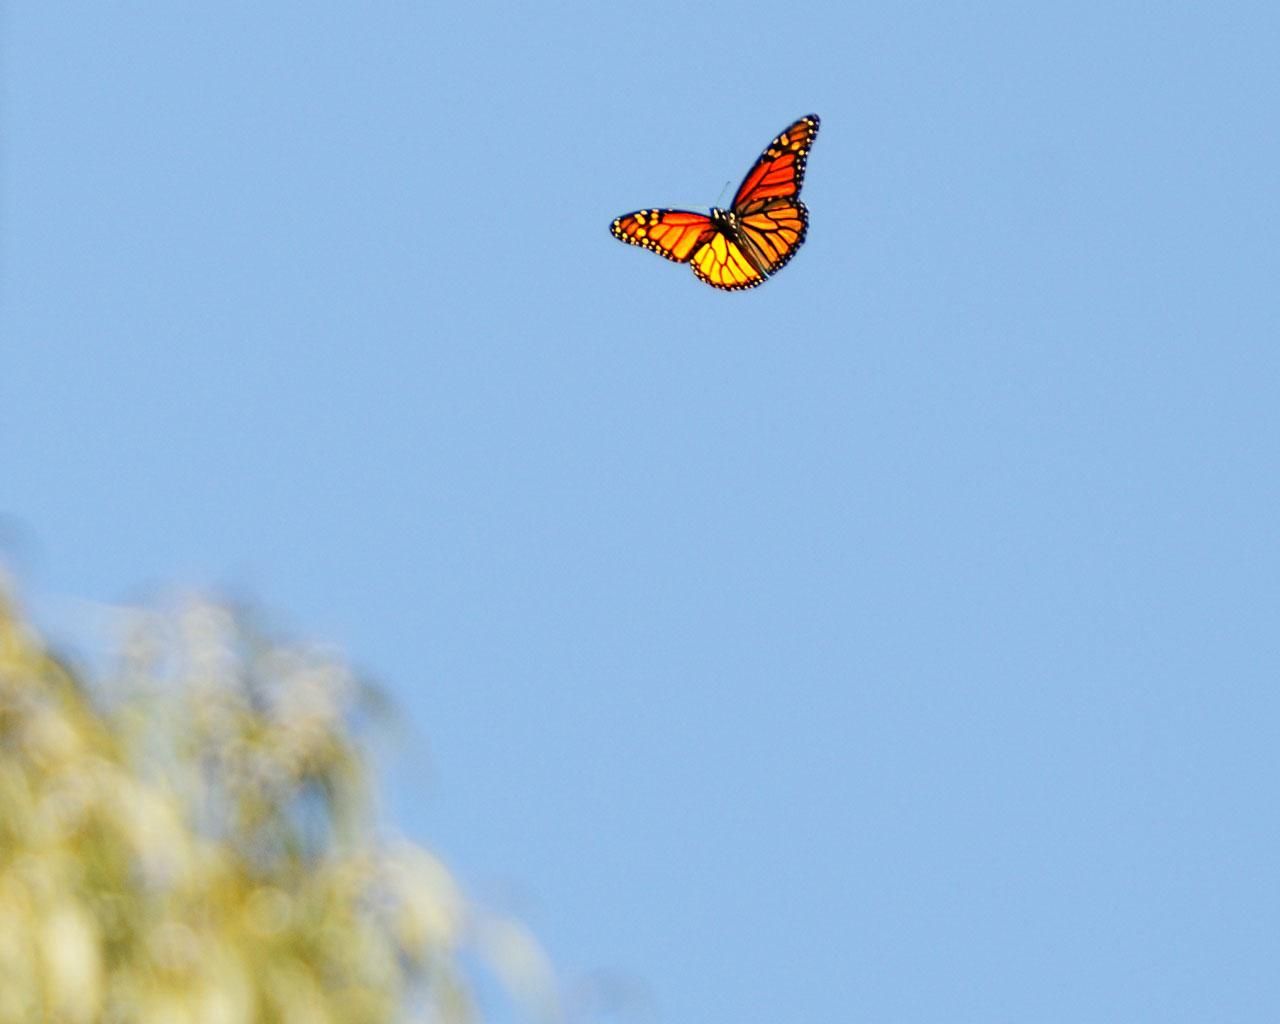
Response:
611,114,820,291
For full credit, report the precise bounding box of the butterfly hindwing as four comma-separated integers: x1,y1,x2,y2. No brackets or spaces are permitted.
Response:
610,210,715,263
736,200,809,276
690,231,767,291
731,114,820,213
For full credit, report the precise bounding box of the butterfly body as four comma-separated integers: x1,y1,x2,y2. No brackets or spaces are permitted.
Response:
708,207,734,231
611,114,820,291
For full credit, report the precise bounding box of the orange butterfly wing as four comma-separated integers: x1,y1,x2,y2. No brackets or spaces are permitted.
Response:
610,209,716,263
690,231,767,291
731,114,820,212
612,208,763,291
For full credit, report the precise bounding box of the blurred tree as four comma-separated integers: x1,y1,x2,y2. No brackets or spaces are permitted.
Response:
0,576,553,1024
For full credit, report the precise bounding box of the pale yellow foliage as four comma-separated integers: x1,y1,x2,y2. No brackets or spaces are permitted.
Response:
0,580,540,1024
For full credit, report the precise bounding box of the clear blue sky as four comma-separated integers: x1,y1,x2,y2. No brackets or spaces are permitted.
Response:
3,3,1278,1021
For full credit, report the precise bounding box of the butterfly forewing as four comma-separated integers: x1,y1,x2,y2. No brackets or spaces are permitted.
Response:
610,209,715,263
732,115,820,213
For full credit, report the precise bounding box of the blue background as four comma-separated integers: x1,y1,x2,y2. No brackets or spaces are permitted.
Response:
3,3,1278,1021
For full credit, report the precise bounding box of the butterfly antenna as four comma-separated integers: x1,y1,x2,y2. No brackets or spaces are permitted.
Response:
715,180,732,206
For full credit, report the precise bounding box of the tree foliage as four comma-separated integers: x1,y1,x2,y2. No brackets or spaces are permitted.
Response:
0,580,549,1024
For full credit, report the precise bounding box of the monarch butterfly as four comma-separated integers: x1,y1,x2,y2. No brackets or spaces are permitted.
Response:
611,114,820,291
